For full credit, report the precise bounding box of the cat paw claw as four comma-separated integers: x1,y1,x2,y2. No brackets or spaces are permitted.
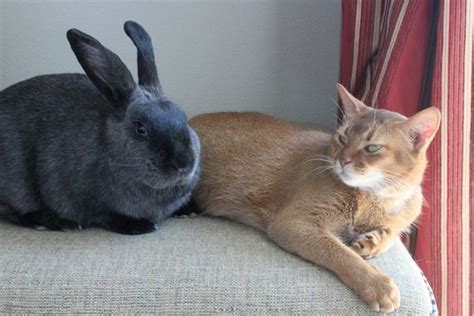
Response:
351,229,387,259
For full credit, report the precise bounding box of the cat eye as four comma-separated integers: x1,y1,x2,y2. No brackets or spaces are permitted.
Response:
365,144,383,153
134,121,148,137
338,134,347,145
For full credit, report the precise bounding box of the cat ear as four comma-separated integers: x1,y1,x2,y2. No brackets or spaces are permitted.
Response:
400,107,441,150
336,84,371,117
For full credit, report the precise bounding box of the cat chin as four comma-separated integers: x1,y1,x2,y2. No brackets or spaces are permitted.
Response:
336,170,385,191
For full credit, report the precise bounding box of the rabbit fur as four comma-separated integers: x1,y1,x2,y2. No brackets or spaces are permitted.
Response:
0,21,200,235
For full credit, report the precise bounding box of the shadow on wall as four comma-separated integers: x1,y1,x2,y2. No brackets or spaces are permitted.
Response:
0,0,340,129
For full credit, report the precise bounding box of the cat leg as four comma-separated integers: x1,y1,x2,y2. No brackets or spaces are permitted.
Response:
351,229,398,259
267,217,400,313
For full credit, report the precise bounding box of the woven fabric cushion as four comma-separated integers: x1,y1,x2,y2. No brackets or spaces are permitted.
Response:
0,216,436,314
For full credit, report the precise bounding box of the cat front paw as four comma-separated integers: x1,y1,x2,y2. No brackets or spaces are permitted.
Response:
358,265,401,313
351,229,388,259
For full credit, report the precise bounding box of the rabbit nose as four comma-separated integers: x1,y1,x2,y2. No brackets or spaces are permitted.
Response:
171,155,193,172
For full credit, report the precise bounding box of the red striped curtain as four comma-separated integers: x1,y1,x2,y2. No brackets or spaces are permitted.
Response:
339,1,472,315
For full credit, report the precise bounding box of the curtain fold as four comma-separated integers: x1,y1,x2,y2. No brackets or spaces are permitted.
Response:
339,1,472,314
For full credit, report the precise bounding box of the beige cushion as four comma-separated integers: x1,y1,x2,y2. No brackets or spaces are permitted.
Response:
0,216,436,314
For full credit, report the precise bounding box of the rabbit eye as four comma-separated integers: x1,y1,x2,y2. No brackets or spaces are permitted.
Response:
134,121,148,137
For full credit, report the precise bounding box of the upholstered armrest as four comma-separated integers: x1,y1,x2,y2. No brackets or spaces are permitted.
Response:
0,217,436,314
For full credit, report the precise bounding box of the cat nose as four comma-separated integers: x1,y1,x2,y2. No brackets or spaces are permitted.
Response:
340,156,352,167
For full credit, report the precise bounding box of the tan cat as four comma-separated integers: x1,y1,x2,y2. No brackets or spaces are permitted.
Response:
189,84,440,312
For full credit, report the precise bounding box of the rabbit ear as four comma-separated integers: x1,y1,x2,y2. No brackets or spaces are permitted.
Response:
67,28,136,109
123,21,162,93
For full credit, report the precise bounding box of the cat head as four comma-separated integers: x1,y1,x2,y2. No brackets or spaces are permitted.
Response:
330,84,440,193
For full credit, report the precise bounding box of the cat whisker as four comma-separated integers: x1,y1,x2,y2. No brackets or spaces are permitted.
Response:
311,165,333,172
308,153,333,159
309,165,334,177
297,164,334,182
304,154,333,162
376,168,407,176
370,111,379,135
330,97,344,113
378,176,413,193
330,97,346,124
303,158,333,164
297,155,334,171
384,177,414,191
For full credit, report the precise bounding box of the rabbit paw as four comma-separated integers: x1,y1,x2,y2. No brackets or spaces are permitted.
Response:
18,210,81,232
107,215,156,235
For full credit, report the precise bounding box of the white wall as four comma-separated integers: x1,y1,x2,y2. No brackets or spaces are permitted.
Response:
0,0,340,128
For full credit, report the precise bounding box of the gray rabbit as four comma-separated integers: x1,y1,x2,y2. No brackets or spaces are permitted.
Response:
0,21,200,235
